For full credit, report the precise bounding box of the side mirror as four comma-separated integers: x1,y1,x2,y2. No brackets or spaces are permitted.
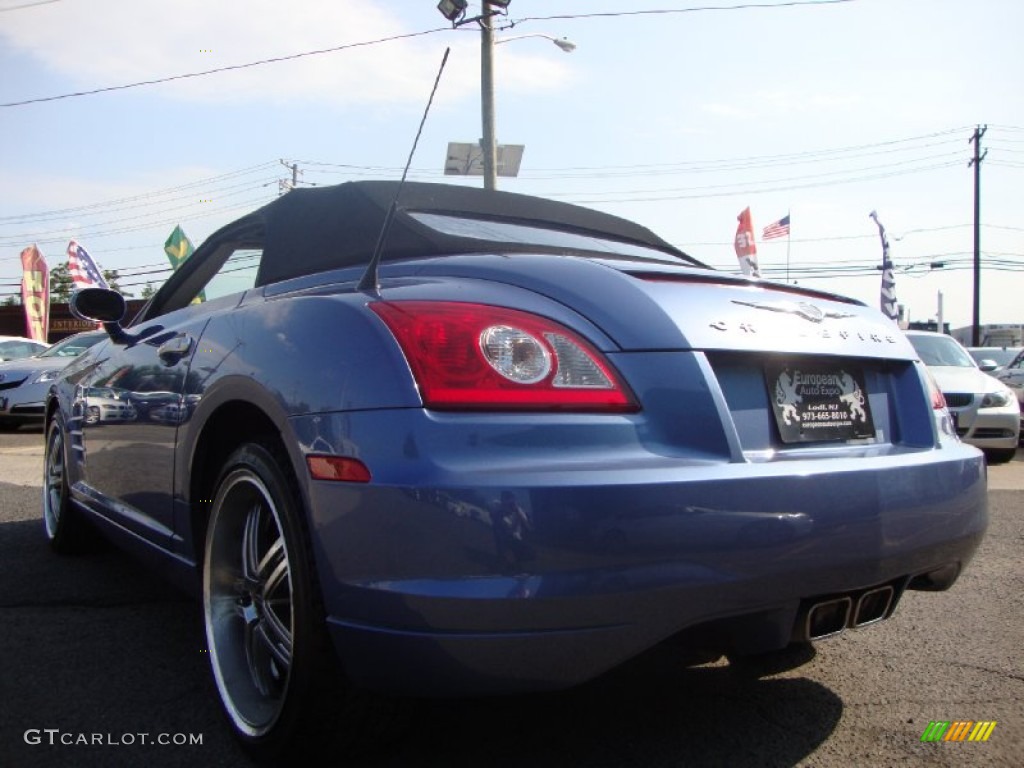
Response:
70,288,130,343
70,287,126,323
977,359,998,372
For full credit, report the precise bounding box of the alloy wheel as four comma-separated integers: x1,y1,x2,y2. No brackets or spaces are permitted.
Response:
43,422,65,540
205,472,294,737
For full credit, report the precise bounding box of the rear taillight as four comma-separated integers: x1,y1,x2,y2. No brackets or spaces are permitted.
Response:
924,369,947,409
370,301,638,412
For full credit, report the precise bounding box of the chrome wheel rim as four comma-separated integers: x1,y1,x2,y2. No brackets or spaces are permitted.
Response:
43,423,65,539
205,471,294,737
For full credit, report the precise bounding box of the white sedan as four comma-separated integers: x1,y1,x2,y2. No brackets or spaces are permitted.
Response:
0,335,50,361
906,330,1020,463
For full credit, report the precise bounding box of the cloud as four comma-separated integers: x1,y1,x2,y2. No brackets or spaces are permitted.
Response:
1,0,574,107
702,102,752,119
701,86,864,123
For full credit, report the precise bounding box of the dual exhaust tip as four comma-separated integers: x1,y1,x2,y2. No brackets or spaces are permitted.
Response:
803,585,896,641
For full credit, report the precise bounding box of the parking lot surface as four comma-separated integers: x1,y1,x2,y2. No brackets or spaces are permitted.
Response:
1,428,1020,767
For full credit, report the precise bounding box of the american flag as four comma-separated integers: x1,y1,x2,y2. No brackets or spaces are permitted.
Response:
762,214,790,240
66,240,109,290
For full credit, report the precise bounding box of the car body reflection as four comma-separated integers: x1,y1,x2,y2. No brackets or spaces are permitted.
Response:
81,387,136,425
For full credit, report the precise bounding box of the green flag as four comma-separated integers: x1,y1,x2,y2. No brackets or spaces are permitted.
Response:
164,224,203,303
164,225,194,270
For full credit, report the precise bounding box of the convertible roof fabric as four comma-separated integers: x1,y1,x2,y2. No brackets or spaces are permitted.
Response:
250,181,693,287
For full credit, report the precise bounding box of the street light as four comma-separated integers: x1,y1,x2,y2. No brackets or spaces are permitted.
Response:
495,33,576,53
435,0,576,190
436,0,467,23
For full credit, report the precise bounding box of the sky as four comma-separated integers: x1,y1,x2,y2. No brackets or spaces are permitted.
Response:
0,0,1021,332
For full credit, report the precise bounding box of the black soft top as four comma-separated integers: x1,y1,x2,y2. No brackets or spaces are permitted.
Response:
247,181,693,286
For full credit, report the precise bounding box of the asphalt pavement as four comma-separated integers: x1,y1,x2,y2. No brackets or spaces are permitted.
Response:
1,427,1021,767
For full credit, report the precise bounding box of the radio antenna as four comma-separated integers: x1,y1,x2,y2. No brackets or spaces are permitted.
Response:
358,47,450,294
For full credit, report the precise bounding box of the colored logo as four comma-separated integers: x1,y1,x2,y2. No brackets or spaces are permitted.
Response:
920,721,997,742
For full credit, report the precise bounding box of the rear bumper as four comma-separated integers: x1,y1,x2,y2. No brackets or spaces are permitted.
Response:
302,432,987,696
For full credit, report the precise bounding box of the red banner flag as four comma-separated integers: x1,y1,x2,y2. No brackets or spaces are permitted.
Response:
20,244,50,342
733,207,761,277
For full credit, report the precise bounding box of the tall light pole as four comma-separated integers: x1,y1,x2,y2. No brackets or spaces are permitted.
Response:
480,2,498,190
969,125,987,346
437,1,574,189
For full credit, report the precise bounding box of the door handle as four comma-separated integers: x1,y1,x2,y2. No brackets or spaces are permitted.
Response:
158,334,194,365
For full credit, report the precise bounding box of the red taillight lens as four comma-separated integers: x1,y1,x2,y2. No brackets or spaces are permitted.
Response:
370,301,638,412
924,369,947,409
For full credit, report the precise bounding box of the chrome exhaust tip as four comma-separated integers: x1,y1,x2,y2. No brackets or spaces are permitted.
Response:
852,585,895,628
805,597,852,640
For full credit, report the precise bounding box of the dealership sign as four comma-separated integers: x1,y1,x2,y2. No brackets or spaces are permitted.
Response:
766,363,875,443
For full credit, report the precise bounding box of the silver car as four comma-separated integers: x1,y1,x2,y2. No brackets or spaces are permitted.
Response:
0,331,107,430
0,335,50,361
967,346,1023,373
992,349,1024,439
906,330,1020,463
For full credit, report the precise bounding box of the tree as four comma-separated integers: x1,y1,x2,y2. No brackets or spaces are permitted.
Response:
48,262,131,302
103,269,130,297
49,263,72,303
141,283,157,299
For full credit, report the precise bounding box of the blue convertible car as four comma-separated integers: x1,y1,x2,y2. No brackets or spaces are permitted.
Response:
44,181,986,760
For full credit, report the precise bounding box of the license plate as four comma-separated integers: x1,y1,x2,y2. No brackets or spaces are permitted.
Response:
766,363,876,443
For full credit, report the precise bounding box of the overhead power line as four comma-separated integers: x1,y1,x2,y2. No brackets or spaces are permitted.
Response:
294,127,976,180
0,0,60,11
0,27,450,108
558,152,963,199
0,181,275,246
2,0,859,108
0,174,278,230
0,162,279,224
557,160,961,203
505,0,857,26
1,125,1016,278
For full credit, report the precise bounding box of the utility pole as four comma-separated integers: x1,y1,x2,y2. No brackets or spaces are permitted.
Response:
278,159,300,195
480,2,498,190
969,125,987,346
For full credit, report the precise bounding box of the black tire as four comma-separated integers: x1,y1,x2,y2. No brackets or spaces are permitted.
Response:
42,412,94,553
985,448,1017,465
203,442,375,763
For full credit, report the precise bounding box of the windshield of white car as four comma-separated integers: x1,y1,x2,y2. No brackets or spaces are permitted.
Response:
909,335,976,368
36,333,105,358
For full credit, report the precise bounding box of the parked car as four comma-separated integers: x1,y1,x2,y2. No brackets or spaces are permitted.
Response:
0,335,50,361
0,331,106,430
82,387,137,425
906,330,1020,462
43,182,988,761
966,345,1023,373
991,349,1024,440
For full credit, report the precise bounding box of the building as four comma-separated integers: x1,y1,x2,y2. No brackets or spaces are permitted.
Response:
951,324,1024,347
0,301,147,342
